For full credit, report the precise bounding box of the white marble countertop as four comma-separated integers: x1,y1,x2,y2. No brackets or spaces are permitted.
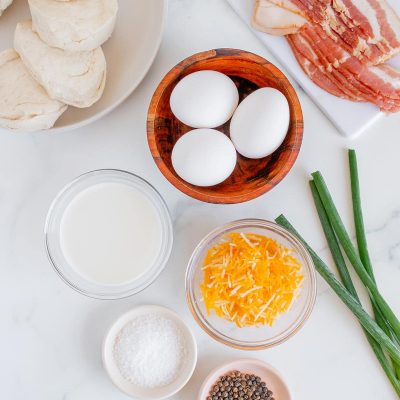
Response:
1,1,400,399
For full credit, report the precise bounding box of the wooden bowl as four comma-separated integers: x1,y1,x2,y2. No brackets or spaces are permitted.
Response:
147,48,303,204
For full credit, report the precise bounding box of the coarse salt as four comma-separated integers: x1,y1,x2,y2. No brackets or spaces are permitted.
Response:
113,313,187,388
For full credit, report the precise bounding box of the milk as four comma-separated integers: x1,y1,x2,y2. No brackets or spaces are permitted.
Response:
60,182,163,285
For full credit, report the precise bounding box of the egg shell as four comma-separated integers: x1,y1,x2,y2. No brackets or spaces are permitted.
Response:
169,70,239,128
171,128,237,187
230,87,290,159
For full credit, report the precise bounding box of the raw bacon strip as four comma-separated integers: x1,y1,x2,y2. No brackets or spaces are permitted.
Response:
289,24,400,112
333,0,400,62
301,25,400,101
375,63,400,90
250,0,400,110
287,34,362,100
333,0,392,62
294,31,400,110
296,26,393,105
302,0,395,63
297,28,371,100
365,0,400,51
290,0,400,64
302,25,400,110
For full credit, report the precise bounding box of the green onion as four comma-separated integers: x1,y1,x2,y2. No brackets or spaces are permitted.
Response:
372,342,400,397
348,150,374,279
349,149,400,378
312,171,400,338
310,181,355,292
275,215,400,366
310,181,400,396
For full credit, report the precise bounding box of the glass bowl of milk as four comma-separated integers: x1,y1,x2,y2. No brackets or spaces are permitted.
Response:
45,170,173,299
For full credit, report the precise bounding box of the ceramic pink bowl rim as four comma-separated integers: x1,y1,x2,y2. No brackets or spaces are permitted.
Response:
197,358,292,400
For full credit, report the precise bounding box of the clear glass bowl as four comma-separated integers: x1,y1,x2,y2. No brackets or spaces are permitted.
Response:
185,219,316,350
45,169,173,300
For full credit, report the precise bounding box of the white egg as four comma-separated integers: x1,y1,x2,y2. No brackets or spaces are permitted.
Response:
170,70,239,128
230,88,290,159
171,129,237,187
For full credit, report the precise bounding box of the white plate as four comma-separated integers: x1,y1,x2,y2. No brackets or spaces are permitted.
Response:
103,305,197,399
0,0,167,133
227,0,400,138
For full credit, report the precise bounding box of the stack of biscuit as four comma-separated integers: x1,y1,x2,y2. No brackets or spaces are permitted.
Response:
0,0,118,131
0,0,13,16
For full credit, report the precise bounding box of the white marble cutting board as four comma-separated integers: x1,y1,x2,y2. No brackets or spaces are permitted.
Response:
227,0,400,138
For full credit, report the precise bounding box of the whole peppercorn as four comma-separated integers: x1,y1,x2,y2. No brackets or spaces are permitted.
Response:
207,371,274,400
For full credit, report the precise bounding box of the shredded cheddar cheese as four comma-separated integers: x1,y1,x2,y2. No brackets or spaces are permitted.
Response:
200,232,303,328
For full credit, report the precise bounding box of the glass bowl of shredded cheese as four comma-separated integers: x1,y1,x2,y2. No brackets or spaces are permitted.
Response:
185,219,316,350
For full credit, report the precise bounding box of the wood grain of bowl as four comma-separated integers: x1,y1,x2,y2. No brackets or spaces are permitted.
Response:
147,48,303,204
